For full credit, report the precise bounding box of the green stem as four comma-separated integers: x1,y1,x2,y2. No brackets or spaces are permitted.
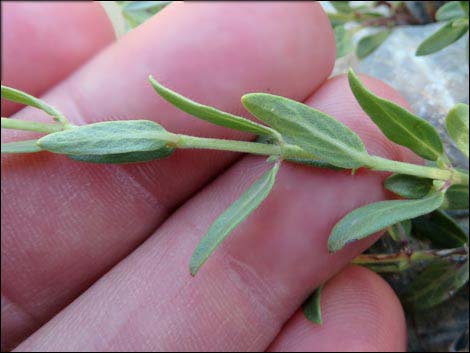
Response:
174,135,469,185
175,134,318,161
367,155,469,186
1,118,67,134
353,247,468,273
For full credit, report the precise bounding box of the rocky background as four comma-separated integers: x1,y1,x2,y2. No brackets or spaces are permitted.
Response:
332,17,469,353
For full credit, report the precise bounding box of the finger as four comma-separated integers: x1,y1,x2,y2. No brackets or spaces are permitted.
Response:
268,266,407,352
1,2,335,349
15,75,416,352
1,1,115,116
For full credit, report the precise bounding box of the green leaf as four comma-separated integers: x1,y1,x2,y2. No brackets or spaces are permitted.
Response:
436,1,467,21
241,93,369,169
413,210,468,248
460,1,469,16
356,29,391,58
68,147,174,164
37,120,172,155
1,139,42,154
416,21,469,56
334,25,354,58
404,259,469,310
1,85,66,123
384,174,434,199
123,1,171,12
122,10,152,28
328,192,445,252
302,286,323,325
121,1,171,28
329,1,352,13
446,103,469,158
328,12,354,26
148,76,275,138
190,162,280,275
442,184,469,210
348,69,444,161
285,157,343,170
388,219,412,242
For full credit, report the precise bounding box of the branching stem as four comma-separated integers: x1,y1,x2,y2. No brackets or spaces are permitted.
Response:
1,118,71,134
353,247,468,273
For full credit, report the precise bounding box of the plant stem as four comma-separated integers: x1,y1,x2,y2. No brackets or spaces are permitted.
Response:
1,118,67,134
367,155,469,186
174,135,469,185
175,134,318,161
353,247,468,273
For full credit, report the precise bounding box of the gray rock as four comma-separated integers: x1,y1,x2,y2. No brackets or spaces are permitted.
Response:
334,22,469,352
334,22,469,168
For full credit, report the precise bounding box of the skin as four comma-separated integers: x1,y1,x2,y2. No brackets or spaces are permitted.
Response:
1,2,414,351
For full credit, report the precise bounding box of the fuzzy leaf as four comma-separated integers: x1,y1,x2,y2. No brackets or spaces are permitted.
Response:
356,29,391,58
302,286,323,325
122,10,152,28
388,219,412,242
328,12,354,26
334,25,354,58
1,139,42,154
348,69,444,161
241,93,369,169
384,174,434,199
461,1,470,16
329,1,352,13
413,210,468,248
1,85,66,122
328,192,445,252
38,120,172,155
405,260,469,310
442,184,469,210
148,76,275,137
416,21,469,56
436,1,467,21
286,157,343,170
123,1,171,12
190,162,280,275
446,103,469,158
68,147,174,164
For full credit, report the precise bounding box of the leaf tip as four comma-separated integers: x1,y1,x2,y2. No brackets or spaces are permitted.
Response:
148,75,158,86
189,258,201,277
327,237,341,253
347,67,356,76
347,67,360,85
415,46,425,56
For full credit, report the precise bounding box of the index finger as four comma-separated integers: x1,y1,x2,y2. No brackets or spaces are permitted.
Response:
1,1,115,116
1,2,335,349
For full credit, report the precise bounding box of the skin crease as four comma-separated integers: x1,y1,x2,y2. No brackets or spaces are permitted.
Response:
11,77,412,351
14,74,410,352
1,2,410,352
3,1,335,349
1,1,115,116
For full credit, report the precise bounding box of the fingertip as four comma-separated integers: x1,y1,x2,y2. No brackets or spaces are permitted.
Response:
269,265,407,352
2,1,115,116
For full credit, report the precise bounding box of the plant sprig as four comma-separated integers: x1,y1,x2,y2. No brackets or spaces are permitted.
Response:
328,1,470,59
2,68,468,323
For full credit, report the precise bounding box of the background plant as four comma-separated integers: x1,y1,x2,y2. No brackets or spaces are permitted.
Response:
115,1,172,32
2,68,468,323
328,1,469,59
106,1,470,59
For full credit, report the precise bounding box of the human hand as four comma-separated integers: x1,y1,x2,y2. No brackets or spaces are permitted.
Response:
1,2,416,351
